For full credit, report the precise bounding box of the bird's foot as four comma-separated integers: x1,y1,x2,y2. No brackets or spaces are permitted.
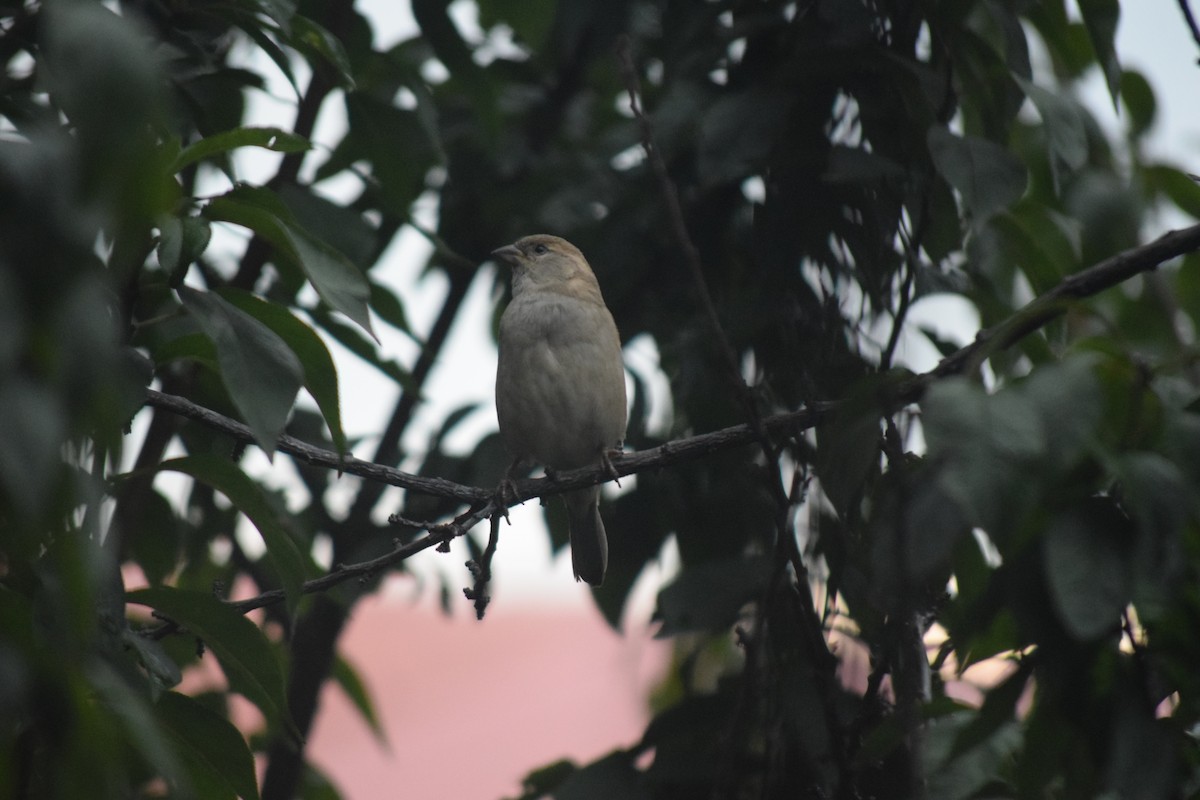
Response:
601,448,622,487
494,477,519,522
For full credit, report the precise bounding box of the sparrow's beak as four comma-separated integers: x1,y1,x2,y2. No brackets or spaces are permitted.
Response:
490,244,522,266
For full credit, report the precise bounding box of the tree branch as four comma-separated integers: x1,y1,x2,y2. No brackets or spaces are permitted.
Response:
918,221,1200,387
1178,0,1200,61
138,219,1200,622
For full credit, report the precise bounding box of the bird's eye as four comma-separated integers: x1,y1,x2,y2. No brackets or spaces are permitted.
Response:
533,243,548,254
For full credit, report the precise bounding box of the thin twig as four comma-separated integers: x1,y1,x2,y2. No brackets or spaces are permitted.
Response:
614,37,769,442
143,387,834,503
464,512,502,620
138,220,1200,627
143,504,488,640
1178,0,1200,59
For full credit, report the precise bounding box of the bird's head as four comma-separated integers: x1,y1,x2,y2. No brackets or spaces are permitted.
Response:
491,234,602,300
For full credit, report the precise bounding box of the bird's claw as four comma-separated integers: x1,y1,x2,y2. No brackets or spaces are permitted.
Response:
601,448,622,487
494,478,518,522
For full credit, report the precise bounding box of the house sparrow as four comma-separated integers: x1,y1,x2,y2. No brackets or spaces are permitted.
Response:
493,235,627,586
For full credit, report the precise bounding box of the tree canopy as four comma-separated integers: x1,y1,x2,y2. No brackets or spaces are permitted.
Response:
4,0,1200,797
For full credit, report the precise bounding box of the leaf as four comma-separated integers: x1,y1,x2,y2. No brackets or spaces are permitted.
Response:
156,455,309,610
1014,76,1087,194
553,751,649,800
233,17,301,95
927,127,1027,221
654,557,771,637
151,332,218,371
219,289,347,456
178,285,303,457
155,691,262,800
1145,165,1200,221
205,185,377,341
123,628,183,690
157,214,212,282
368,281,412,335
290,15,355,88
1042,500,1130,640
816,403,881,518
89,663,191,792
477,0,557,50
1120,70,1156,139
127,587,298,738
332,654,388,746
122,487,183,586
0,377,66,519
924,711,1022,800
167,126,310,175
1077,0,1121,107
41,1,167,216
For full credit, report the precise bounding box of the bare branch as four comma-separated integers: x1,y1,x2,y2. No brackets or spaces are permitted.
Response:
139,220,1200,623
1178,0,1200,61
144,389,489,503
614,37,766,434
918,221,1200,387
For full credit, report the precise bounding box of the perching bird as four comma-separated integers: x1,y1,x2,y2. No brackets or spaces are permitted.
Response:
493,234,627,586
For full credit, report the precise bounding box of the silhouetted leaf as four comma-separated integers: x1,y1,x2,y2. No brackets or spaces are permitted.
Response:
654,557,771,637
1077,0,1121,105
1042,500,1129,640
127,587,298,739
155,690,262,800
332,655,388,746
179,285,303,456
168,126,310,175
928,127,1027,221
205,185,377,341
220,288,347,456
155,455,309,610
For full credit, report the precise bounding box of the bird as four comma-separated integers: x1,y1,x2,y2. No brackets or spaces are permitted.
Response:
493,234,627,586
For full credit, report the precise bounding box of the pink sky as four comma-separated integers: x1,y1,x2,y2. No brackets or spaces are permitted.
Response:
307,584,669,799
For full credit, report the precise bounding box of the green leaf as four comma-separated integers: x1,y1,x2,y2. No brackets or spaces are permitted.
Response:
477,0,557,50
0,377,66,519
816,404,881,518
309,309,410,386
42,1,168,218
1120,70,1156,139
654,557,771,637
290,15,355,88
123,627,183,689
167,126,310,175
369,281,412,336
928,127,1028,221
205,185,377,342
89,663,191,793
233,17,301,95
1042,500,1130,640
127,586,298,738
924,710,1022,800
151,331,218,371
178,285,303,457
1077,0,1121,106
157,214,212,283
553,751,649,800
155,691,262,800
156,455,309,610
332,655,388,746
1145,166,1200,221
219,289,347,456
1014,76,1087,194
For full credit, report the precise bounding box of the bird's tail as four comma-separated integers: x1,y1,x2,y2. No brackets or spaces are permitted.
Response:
564,486,608,586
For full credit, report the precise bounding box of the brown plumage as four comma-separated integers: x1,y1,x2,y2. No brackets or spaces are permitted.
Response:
493,235,627,586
